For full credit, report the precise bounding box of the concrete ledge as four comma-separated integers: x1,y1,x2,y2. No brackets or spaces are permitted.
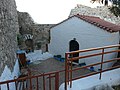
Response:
59,68,120,90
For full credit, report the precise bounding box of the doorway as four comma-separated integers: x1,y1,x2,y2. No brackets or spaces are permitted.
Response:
25,39,34,52
69,38,79,63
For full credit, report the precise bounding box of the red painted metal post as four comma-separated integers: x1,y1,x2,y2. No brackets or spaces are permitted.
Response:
29,77,32,90
43,73,46,90
22,80,25,89
15,81,17,90
65,53,68,90
99,48,104,80
70,59,73,88
36,77,39,90
7,83,10,90
49,74,51,90
55,72,59,90
67,60,69,85
28,70,32,90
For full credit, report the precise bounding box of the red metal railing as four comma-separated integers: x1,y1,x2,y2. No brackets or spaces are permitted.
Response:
0,69,64,90
0,44,120,90
65,44,120,90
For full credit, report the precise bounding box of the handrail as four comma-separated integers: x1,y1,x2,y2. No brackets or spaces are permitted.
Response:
65,44,120,90
0,44,120,90
68,49,120,61
0,69,65,90
67,57,120,72
69,65,120,81
0,69,65,85
66,44,120,54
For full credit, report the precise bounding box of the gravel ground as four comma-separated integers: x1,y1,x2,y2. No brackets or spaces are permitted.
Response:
28,58,65,74
27,58,92,90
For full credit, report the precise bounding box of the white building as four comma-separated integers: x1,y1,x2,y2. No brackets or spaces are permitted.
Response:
48,14,120,71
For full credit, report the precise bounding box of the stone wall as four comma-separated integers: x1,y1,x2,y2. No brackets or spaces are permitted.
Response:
70,4,120,25
32,24,54,51
17,12,55,52
17,12,34,50
18,11,34,35
0,0,19,75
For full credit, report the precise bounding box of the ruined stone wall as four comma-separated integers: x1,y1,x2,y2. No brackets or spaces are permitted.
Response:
18,11,34,35
32,24,54,51
17,12,34,50
70,4,120,25
17,12,55,51
0,0,19,75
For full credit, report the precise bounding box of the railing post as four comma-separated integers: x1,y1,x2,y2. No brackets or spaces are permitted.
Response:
49,74,51,90
28,69,32,90
70,54,73,88
55,72,59,90
99,48,104,80
65,53,68,90
29,77,32,90
36,77,39,90
7,83,10,90
43,73,46,90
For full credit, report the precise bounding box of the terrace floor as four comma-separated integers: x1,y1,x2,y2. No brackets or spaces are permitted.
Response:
27,58,92,90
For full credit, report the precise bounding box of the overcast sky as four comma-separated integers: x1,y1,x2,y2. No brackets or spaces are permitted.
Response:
15,0,102,24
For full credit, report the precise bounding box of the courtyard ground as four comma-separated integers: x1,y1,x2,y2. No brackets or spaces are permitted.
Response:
27,58,92,90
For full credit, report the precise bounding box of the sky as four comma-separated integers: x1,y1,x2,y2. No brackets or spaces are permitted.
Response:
15,0,102,24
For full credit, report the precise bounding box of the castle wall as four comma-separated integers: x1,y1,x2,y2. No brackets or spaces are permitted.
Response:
17,12,54,52
70,5,120,25
0,0,19,75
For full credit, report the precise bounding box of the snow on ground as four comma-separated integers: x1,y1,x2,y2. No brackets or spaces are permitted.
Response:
26,50,53,62
0,59,20,90
0,50,52,90
59,68,120,90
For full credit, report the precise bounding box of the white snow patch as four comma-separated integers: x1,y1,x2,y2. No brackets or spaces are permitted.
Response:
0,59,20,90
12,59,20,78
0,66,12,81
26,50,53,62
0,50,52,90
59,68,120,90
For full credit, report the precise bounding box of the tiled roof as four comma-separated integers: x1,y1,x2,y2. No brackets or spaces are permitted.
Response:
76,14,120,33
51,14,120,33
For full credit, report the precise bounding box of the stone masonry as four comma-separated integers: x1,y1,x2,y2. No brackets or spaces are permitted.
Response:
17,11,54,52
70,4,120,25
0,0,19,75
32,24,54,51
17,12,34,51
18,11,34,35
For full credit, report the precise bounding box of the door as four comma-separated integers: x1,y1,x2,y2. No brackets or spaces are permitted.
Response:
69,38,79,63
25,39,34,52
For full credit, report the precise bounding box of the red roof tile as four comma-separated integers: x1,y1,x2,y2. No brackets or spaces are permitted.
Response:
76,14,120,33
51,14,120,33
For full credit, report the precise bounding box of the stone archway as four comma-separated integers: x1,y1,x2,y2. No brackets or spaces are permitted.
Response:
25,39,33,47
69,38,79,63
24,34,34,52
